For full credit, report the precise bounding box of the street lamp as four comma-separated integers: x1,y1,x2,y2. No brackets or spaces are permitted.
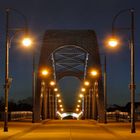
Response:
78,99,81,103
77,105,80,108
22,37,32,47
54,88,58,92
90,69,98,77
56,93,60,98
81,87,86,92
108,38,119,48
58,99,62,103
79,94,84,98
4,8,32,132
50,81,56,86
41,69,49,76
33,68,49,122
84,81,90,86
76,108,79,112
108,8,136,133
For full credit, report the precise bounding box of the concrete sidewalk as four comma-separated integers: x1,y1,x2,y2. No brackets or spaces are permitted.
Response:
0,120,140,140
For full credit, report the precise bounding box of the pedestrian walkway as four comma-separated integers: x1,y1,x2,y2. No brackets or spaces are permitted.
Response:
0,120,140,140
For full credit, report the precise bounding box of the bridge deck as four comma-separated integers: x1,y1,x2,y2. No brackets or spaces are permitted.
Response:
1,120,140,140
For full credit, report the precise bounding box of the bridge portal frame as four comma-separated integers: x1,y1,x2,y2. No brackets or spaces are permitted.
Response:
34,30,105,123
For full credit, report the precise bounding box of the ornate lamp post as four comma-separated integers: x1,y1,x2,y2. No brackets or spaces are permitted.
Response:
108,9,136,133
4,8,32,132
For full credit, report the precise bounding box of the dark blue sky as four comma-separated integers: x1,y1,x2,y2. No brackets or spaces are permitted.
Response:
0,0,140,108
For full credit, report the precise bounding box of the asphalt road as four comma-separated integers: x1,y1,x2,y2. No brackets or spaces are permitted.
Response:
1,120,140,140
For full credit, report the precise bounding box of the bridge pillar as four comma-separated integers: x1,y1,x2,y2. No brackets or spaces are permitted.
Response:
53,94,57,119
42,86,48,120
92,84,98,120
48,88,55,119
84,94,88,119
96,80,105,123
51,92,55,119
88,89,93,119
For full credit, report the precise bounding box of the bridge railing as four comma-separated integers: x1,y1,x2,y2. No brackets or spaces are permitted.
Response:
10,111,32,121
0,111,32,121
107,111,129,122
107,111,140,122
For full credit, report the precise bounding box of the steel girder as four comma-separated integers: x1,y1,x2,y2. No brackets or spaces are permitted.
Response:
34,30,105,123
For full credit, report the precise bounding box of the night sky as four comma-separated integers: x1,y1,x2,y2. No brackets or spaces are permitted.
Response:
0,0,140,110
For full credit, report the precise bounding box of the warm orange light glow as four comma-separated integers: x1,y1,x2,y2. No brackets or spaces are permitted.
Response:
40,93,43,98
77,105,80,108
76,108,79,112
54,88,58,92
50,81,56,86
91,70,98,76
60,105,63,108
78,100,81,103
61,108,64,112
58,99,62,103
81,88,86,92
56,94,60,98
84,81,90,86
41,69,49,76
22,37,32,47
108,38,118,47
79,94,84,98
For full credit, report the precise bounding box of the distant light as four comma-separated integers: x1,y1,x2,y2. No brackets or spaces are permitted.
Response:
79,94,84,98
50,81,55,86
84,81,90,86
78,100,81,103
61,108,64,112
60,105,63,108
91,70,98,76
58,99,62,103
81,88,86,92
77,105,80,108
54,88,58,92
56,94,60,98
22,37,32,47
40,93,43,98
76,108,79,112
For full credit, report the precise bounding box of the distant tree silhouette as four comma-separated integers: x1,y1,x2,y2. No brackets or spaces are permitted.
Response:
0,96,32,112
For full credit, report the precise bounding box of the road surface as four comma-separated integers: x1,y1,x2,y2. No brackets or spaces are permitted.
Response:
1,120,140,140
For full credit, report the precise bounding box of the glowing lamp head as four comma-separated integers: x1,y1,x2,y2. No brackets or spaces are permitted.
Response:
54,88,58,92
79,94,84,98
91,70,98,77
60,105,63,108
22,37,32,47
77,105,80,108
76,108,79,112
78,100,81,103
56,94,60,98
61,108,64,112
84,81,90,86
50,81,56,86
41,69,49,76
81,88,86,92
108,38,118,48
58,99,62,103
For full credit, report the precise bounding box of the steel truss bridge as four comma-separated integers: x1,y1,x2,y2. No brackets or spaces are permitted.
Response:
34,30,105,123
